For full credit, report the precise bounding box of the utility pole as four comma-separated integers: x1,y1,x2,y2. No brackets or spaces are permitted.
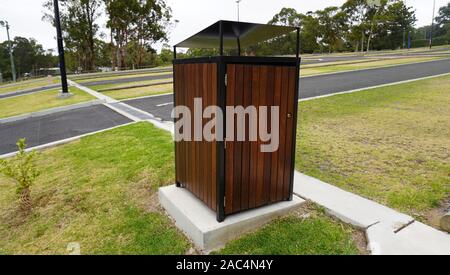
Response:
236,0,242,22
0,20,16,82
53,0,69,95
429,0,436,49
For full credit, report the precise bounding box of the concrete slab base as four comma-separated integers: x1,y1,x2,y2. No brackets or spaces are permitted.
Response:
159,185,305,253
57,92,74,98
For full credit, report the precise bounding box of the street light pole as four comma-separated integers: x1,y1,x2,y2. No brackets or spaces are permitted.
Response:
429,0,436,49
236,0,242,22
0,20,17,82
53,0,69,94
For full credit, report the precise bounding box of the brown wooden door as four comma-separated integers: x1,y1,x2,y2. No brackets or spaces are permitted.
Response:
225,64,297,215
174,62,218,211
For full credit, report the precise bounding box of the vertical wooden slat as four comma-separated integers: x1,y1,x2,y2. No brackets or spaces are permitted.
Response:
276,67,289,201
240,65,252,210
189,63,196,195
283,67,297,199
211,63,218,211
263,66,275,203
270,66,282,202
225,64,235,214
203,64,211,208
249,66,260,209
255,66,267,207
232,65,244,213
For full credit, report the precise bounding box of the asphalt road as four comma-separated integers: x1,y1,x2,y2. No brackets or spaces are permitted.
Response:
0,105,131,155
2,58,450,155
126,58,450,122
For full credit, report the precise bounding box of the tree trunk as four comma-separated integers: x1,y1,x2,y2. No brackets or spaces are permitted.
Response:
19,187,32,212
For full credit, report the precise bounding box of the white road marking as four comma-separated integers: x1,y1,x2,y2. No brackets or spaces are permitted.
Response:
156,102,173,107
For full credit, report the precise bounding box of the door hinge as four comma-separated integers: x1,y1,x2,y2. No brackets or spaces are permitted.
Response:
224,197,226,207
224,73,228,86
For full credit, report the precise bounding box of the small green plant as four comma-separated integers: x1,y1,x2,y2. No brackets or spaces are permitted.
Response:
0,138,40,212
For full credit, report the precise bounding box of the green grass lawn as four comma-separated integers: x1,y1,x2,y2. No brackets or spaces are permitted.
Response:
301,56,447,76
0,87,95,119
217,204,362,255
296,75,450,224
102,83,173,100
0,123,362,255
0,77,60,94
89,78,173,92
74,72,172,84
0,123,190,255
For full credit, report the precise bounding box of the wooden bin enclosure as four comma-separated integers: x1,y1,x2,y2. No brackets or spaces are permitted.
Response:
173,21,300,222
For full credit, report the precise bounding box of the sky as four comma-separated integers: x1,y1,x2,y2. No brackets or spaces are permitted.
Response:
0,0,448,53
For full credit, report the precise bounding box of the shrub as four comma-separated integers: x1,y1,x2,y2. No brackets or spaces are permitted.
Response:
0,139,40,213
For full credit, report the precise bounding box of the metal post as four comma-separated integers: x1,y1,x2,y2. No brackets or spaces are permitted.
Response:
5,23,16,82
296,27,300,59
173,46,177,60
53,0,69,94
0,21,16,82
236,0,241,22
430,0,436,49
219,21,224,56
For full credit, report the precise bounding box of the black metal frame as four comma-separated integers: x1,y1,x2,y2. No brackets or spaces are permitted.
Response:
173,23,301,222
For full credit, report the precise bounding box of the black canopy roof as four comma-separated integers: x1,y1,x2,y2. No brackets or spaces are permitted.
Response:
175,20,298,50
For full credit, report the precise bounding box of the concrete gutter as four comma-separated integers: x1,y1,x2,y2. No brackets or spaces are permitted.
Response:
293,172,450,255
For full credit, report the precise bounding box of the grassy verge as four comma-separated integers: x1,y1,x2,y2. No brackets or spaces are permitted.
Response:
300,56,446,76
217,203,363,255
102,83,173,100
0,122,364,255
296,74,450,224
0,87,95,119
0,77,60,94
89,78,173,92
75,72,171,84
0,122,190,255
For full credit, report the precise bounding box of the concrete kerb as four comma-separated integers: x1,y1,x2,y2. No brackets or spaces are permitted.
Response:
68,79,118,103
292,172,413,231
292,171,450,255
366,221,450,255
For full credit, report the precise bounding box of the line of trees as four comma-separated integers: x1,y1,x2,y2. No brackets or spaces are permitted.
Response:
42,0,172,73
1,0,450,81
262,0,450,55
0,38,57,81
262,0,416,54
